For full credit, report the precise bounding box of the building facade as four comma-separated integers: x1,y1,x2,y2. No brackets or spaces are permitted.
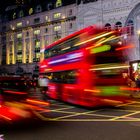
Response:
0,0,140,75
77,0,140,61
0,0,77,75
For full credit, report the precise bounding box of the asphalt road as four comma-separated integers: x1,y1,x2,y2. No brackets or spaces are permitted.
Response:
1,88,140,140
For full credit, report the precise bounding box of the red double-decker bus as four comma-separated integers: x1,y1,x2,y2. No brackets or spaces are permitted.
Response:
39,25,133,107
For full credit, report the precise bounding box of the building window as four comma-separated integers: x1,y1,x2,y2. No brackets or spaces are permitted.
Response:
54,25,61,31
17,33,22,38
34,29,40,35
115,21,122,31
13,12,16,19
17,55,22,61
45,40,49,46
104,23,111,31
17,42,22,51
36,53,40,58
29,8,33,15
56,0,62,7
47,2,53,10
53,13,61,19
69,9,72,16
45,16,48,21
17,22,22,28
34,18,40,23
26,20,30,25
26,31,29,36
35,5,42,13
69,23,73,29
54,35,61,41
19,10,24,18
126,20,134,35
45,28,48,33
35,40,40,48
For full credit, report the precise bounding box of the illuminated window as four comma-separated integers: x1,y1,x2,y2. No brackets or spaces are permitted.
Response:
17,55,22,60
10,25,14,30
45,40,49,45
35,40,40,48
54,25,61,31
36,53,40,58
17,22,22,28
17,42,22,51
34,30,40,35
53,13,61,19
29,8,33,15
56,0,62,7
46,16,48,21
26,20,30,25
13,12,16,19
17,33,22,38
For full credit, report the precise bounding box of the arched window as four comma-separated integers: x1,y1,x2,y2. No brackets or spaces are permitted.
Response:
56,0,62,7
47,3,52,10
29,8,33,15
104,23,111,31
19,10,24,18
115,21,122,31
126,20,134,35
35,5,42,13
13,12,16,19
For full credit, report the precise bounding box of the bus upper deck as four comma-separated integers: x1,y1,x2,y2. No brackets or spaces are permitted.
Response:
39,25,133,107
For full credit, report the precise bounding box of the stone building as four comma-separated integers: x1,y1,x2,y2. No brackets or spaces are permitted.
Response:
0,0,77,75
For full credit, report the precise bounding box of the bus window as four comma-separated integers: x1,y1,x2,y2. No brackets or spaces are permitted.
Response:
49,70,77,84
44,37,80,59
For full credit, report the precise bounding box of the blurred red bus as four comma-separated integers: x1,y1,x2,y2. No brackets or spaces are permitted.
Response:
39,25,133,107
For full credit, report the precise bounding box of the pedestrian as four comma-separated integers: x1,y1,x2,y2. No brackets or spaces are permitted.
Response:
38,75,49,100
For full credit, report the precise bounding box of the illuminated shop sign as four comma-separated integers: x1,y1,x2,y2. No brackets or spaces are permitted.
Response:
48,52,83,66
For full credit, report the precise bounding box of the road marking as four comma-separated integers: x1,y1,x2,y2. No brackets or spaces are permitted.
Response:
116,101,137,107
51,106,75,111
83,113,117,118
110,111,140,120
56,119,140,121
126,104,140,108
53,110,104,120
